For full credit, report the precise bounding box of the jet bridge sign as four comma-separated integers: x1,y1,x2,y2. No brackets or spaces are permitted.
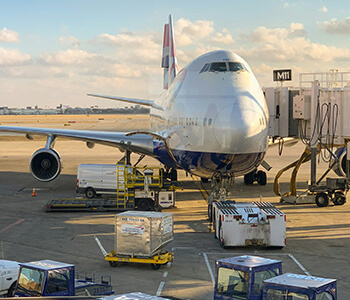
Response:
273,69,292,81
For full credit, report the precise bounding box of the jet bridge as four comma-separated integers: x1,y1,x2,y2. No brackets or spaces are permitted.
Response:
265,70,350,206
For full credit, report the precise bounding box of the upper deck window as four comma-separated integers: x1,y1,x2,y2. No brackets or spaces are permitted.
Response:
200,62,247,74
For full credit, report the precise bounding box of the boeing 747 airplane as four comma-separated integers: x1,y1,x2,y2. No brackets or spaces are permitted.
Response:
0,15,269,205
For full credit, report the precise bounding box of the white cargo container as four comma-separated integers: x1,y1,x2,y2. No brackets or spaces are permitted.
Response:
115,211,174,256
213,201,286,248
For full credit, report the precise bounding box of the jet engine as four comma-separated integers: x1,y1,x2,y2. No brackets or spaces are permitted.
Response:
330,146,347,177
29,148,62,182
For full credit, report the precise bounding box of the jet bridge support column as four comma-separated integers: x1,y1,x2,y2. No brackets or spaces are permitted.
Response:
347,141,350,182
310,81,319,189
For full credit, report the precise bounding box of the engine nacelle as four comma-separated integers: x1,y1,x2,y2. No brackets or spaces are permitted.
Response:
30,148,62,182
330,146,347,177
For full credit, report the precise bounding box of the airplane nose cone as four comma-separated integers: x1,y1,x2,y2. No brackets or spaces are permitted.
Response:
213,103,267,153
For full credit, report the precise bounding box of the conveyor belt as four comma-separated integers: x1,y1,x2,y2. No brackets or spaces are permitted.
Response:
45,198,135,212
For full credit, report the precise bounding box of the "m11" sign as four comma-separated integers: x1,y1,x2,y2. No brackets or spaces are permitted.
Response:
273,69,292,81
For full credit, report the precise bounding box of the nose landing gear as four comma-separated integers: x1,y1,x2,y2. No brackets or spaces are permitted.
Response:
207,173,235,221
244,169,267,185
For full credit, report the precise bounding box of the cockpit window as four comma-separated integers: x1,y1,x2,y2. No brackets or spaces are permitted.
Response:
228,62,245,72
200,63,210,73
209,62,227,72
200,62,247,74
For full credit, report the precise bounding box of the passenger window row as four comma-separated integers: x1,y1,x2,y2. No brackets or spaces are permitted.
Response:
170,117,213,127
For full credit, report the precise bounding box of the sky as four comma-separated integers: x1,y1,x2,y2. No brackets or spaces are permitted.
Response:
0,0,350,108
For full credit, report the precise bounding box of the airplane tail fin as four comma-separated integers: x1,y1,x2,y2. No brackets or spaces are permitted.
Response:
162,15,179,89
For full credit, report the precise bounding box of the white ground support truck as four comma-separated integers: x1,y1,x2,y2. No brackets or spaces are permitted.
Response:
0,259,20,297
213,201,286,248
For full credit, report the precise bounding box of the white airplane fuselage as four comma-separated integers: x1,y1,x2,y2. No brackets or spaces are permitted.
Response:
150,50,269,178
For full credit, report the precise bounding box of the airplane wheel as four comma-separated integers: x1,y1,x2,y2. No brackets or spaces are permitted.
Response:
213,216,217,239
334,191,346,205
137,198,152,211
109,261,118,267
151,263,161,270
219,222,226,249
7,281,16,297
85,188,96,199
208,204,213,222
201,177,209,183
315,192,329,207
170,168,178,181
244,171,254,185
257,171,267,185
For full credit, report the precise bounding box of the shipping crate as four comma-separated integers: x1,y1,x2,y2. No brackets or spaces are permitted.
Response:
115,211,173,256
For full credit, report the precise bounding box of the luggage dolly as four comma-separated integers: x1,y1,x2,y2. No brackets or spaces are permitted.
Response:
94,236,174,270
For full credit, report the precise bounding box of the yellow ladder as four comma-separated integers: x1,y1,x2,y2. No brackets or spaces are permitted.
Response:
116,161,127,208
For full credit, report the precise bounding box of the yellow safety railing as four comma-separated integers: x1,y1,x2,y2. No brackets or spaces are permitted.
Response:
125,167,164,189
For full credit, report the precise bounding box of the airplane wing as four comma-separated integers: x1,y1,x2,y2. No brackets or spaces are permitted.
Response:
87,94,164,111
0,125,155,156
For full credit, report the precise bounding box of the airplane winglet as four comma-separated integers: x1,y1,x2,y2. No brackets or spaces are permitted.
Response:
87,94,163,111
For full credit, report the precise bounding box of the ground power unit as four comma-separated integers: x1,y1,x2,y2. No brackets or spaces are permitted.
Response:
212,201,286,248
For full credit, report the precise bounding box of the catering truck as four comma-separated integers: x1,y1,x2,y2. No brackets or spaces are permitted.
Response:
212,201,286,248
214,255,337,300
76,162,176,210
14,260,114,297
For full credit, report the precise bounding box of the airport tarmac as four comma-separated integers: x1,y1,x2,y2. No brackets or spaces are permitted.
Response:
0,119,350,298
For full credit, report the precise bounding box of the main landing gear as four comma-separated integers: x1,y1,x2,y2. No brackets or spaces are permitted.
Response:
164,167,178,181
244,170,267,185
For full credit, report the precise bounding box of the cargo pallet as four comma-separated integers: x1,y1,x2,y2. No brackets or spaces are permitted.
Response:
105,250,174,270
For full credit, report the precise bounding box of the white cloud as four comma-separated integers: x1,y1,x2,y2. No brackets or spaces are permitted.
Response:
0,65,70,79
175,18,214,46
319,6,328,13
80,64,142,78
320,17,350,34
39,49,101,65
0,47,31,65
95,31,160,64
59,36,80,49
289,23,307,37
0,28,19,43
242,22,350,64
247,23,306,43
210,32,235,45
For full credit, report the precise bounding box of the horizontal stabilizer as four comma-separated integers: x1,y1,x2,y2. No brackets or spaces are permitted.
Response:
87,94,163,111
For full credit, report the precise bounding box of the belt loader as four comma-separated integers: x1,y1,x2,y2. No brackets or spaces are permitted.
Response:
212,201,286,248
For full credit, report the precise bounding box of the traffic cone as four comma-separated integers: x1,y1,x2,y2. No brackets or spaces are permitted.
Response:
32,187,37,197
